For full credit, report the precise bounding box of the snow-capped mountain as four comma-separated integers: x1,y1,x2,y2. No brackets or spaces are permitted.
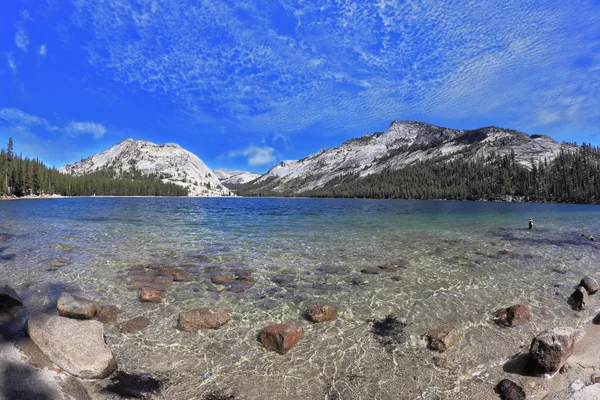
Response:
248,121,569,193
60,139,231,197
213,169,261,185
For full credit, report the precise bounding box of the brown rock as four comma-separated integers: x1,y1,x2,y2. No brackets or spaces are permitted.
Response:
176,308,231,332
228,276,256,293
118,316,150,333
157,267,192,282
527,327,575,375
580,276,599,294
259,323,303,354
426,325,460,351
210,274,235,285
57,292,97,320
96,305,119,324
306,303,338,323
139,287,163,303
495,304,531,327
570,286,589,310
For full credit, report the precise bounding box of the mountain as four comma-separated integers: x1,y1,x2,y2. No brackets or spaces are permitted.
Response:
60,139,231,197
242,121,569,194
213,169,261,185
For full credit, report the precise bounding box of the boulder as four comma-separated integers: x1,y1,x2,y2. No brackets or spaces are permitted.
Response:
0,285,22,308
580,276,599,294
305,303,337,323
527,328,575,375
496,379,525,400
97,305,119,324
425,325,460,351
26,314,117,379
176,308,230,332
139,287,163,303
259,323,303,355
57,292,97,319
570,287,589,311
118,316,150,333
495,304,532,327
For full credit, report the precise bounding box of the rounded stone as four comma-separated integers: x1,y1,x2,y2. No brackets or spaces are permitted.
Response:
305,303,338,323
425,325,460,351
176,308,231,332
57,292,97,320
139,287,163,303
580,276,599,294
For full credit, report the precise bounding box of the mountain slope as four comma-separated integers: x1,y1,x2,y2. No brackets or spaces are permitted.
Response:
245,121,569,194
213,169,261,185
60,139,231,197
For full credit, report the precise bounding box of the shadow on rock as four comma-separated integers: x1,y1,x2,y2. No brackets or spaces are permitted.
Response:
0,361,55,400
502,353,534,376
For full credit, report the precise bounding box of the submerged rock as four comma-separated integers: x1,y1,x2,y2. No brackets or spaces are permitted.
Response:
426,325,460,351
495,304,531,327
177,308,231,331
119,316,151,333
305,303,337,323
57,292,97,319
26,314,117,379
157,267,192,282
570,287,589,311
0,285,22,308
97,305,119,324
496,379,525,400
527,327,575,375
104,371,167,399
580,276,599,294
370,315,407,349
259,323,303,355
228,276,256,293
139,287,163,303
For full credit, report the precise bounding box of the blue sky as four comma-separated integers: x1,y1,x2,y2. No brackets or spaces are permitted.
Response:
1,0,599,172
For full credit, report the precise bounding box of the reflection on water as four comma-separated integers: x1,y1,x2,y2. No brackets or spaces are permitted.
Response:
1,198,599,399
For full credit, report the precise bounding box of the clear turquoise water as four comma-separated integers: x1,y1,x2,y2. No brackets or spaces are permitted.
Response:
1,198,599,399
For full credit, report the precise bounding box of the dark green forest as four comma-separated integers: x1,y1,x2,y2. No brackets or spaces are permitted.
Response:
0,138,188,197
233,144,600,204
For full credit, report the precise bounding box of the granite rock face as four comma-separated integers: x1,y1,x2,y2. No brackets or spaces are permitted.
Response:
26,314,117,379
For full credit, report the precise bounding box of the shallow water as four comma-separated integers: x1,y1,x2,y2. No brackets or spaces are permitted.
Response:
1,198,600,399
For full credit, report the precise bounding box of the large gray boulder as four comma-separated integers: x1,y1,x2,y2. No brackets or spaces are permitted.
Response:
527,327,575,375
26,314,117,379
57,292,96,319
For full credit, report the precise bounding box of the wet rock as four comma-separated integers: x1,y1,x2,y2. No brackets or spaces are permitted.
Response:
97,305,119,324
104,371,166,399
228,276,256,293
570,286,589,311
201,388,236,400
495,304,532,327
0,285,22,308
527,327,575,375
57,292,97,320
348,276,368,286
210,274,235,285
26,314,117,379
157,267,192,282
271,274,295,286
495,379,525,400
370,315,407,349
259,323,303,355
426,325,460,351
360,266,383,275
139,287,163,303
432,356,453,370
305,303,337,323
580,276,599,294
317,265,346,275
553,266,569,274
177,308,231,331
118,316,150,333
130,274,173,290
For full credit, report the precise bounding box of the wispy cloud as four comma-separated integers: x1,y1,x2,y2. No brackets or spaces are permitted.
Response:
229,145,276,166
65,121,106,139
6,53,16,72
15,27,29,52
39,44,47,57
0,108,57,131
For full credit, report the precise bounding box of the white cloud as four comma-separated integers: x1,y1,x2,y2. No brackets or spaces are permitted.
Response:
0,108,57,131
6,53,16,72
229,145,276,166
39,44,47,57
15,28,29,52
66,121,107,139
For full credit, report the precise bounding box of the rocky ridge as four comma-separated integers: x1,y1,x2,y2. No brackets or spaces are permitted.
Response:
214,169,261,185
60,139,231,197
247,121,570,194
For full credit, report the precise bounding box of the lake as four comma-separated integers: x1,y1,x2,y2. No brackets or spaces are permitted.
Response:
1,198,599,399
